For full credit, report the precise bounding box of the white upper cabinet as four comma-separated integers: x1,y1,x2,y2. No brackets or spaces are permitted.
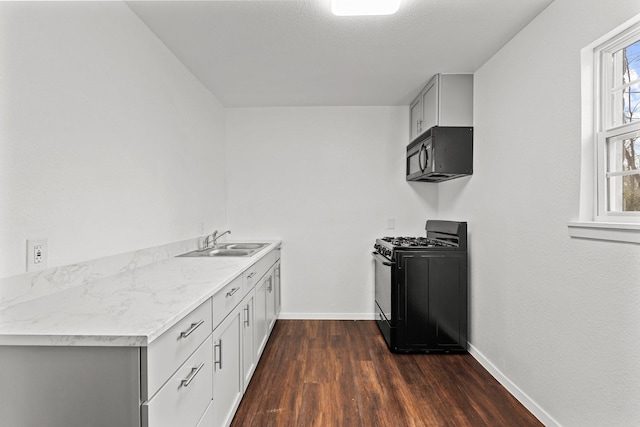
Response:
409,74,473,142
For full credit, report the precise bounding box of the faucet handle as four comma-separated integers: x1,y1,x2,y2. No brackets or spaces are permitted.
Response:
203,230,219,249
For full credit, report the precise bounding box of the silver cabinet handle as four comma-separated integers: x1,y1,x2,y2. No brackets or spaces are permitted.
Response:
244,305,250,327
214,340,222,370
181,362,205,387
180,320,204,338
267,277,272,293
226,287,240,297
247,272,256,279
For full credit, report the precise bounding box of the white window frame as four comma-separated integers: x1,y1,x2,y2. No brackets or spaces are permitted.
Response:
569,15,640,244
596,125,640,222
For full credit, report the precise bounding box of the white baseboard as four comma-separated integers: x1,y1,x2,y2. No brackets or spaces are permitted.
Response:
278,312,376,320
468,343,560,427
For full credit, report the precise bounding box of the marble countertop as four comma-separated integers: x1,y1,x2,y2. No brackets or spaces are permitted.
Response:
0,240,281,347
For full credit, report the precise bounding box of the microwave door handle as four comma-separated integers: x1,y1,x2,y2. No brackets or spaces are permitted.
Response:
424,145,429,171
419,144,427,172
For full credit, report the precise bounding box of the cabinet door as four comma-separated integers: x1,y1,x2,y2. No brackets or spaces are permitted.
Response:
212,307,243,427
409,97,423,141
402,255,431,346
438,74,473,126
428,256,467,349
274,261,281,315
421,76,439,132
254,276,268,359
241,291,256,390
266,269,277,332
400,254,467,350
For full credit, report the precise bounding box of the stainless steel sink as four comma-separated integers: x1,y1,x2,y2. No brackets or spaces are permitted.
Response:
176,243,269,258
224,243,268,250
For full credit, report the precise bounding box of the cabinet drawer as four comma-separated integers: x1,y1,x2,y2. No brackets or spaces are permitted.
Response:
142,299,213,400
213,276,243,328
142,337,213,427
243,250,276,293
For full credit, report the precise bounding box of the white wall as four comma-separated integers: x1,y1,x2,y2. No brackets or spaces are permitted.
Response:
7,1,639,423
0,2,227,278
226,107,437,318
438,0,640,425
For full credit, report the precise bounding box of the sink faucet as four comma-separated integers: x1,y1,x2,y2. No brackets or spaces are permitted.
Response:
213,230,231,245
203,229,231,249
203,230,217,249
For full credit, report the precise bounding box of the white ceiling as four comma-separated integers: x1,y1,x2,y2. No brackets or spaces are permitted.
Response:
127,0,554,107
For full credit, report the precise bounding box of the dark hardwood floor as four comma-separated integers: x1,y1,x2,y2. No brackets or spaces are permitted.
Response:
231,320,543,427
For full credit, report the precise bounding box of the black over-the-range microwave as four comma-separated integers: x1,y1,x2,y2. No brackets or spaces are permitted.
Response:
406,126,473,182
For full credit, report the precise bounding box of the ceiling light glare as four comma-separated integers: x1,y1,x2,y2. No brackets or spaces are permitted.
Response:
331,0,401,16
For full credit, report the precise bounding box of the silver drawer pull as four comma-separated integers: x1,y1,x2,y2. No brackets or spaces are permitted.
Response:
247,272,256,279
180,319,204,338
226,287,240,297
181,362,205,387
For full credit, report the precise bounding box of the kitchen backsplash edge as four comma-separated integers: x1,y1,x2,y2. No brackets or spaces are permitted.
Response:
0,236,203,310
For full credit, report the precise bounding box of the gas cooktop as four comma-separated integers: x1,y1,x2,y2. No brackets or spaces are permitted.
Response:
374,220,468,259
379,236,453,248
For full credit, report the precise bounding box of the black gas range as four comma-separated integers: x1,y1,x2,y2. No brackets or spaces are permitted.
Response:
375,223,466,258
373,220,468,353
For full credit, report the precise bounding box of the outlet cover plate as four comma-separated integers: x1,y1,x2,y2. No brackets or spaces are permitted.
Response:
27,238,48,272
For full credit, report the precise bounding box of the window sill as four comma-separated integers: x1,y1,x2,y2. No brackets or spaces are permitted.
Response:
567,221,640,244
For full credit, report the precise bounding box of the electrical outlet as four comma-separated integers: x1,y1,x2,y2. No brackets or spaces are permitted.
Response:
34,244,44,264
387,218,395,229
27,238,48,272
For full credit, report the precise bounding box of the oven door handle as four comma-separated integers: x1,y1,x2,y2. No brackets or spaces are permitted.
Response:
372,252,395,266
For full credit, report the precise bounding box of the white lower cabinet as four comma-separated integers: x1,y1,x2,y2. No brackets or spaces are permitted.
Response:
241,290,256,390
0,245,282,427
254,274,268,359
266,267,277,331
142,337,213,427
254,261,281,362
274,260,281,317
141,299,213,401
212,305,243,427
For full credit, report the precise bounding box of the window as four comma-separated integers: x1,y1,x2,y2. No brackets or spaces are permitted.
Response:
570,16,640,243
596,27,640,221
